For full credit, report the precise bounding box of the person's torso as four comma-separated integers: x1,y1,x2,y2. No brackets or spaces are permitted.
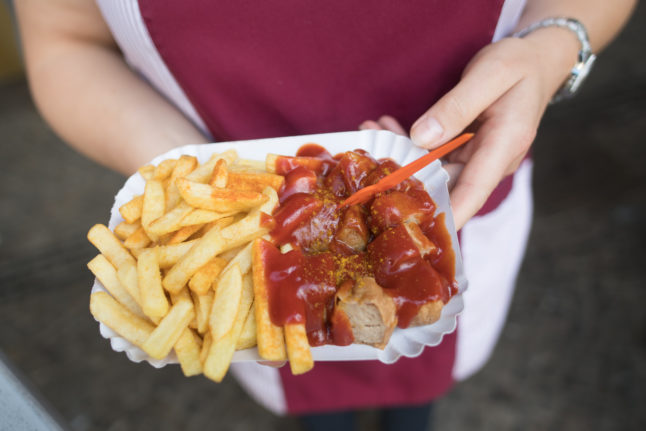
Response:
98,0,525,142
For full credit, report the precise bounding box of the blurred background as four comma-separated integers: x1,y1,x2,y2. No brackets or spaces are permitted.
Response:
0,2,644,430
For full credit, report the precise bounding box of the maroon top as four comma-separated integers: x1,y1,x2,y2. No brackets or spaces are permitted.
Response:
140,0,505,414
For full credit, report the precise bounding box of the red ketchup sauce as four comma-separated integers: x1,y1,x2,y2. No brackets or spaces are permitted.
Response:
261,144,457,346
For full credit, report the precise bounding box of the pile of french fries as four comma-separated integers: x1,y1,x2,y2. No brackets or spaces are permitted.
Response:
88,149,315,382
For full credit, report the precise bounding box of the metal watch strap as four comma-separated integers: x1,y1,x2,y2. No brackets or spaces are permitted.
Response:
513,17,596,103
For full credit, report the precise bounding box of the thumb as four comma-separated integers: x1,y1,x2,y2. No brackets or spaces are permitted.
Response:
410,49,523,149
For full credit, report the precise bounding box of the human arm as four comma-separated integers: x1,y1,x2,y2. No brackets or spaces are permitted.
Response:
361,0,637,229
15,0,207,176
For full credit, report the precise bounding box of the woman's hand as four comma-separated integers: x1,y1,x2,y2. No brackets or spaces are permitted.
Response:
361,29,580,230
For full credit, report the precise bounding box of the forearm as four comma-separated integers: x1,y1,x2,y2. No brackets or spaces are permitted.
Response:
518,0,637,52
16,0,207,176
406,0,636,228
27,43,206,175
506,0,637,105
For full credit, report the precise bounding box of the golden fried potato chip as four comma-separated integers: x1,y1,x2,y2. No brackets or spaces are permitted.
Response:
176,178,268,213
142,300,194,360
226,171,284,193
285,323,314,375
90,291,154,348
87,224,136,269
88,255,144,319
191,289,214,335
137,247,169,319
119,195,143,224
189,257,227,295
138,165,155,181
147,201,193,236
236,300,257,350
163,188,278,293
174,328,203,377
252,238,286,361
209,158,229,188
114,220,141,241
153,158,178,181
184,150,238,184
166,155,198,209
123,226,151,249
203,266,254,382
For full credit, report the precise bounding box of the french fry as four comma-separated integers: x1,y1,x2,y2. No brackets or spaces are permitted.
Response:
167,224,204,245
208,265,243,340
137,247,169,319
232,159,266,171
218,244,246,262
158,232,175,245
280,243,294,254
123,226,151,249
284,323,314,375
221,241,254,276
178,209,236,227
141,179,165,241
226,171,284,193
147,201,193,236
174,328,203,376
269,241,310,369
138,165,155,181
188,257,227,295
201,216,235,234
265,153,323,174
116,263,141,305
236,302,257,350
157,240,198,268
114,220,141,240
90,291,154,348
204,266,254,382
163,188,278,293
191,289,214,334
152,158,177,181
177,178,267,212
200,331,212,364
119,195,144,224
87,224,136,269
209,159,228,188
170,286,197,329
264,154,279,174
166,155,198,210
184,150,238,183
170,285,192,305
88,255,145,319
204,314,250,380
142,300,194,359
252,238,286,361
90,152,310,380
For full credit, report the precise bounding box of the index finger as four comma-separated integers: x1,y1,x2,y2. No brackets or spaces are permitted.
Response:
410,41,525,149
449,125,529,230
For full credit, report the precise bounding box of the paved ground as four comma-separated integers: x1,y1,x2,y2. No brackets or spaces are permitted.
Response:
1,5,644,431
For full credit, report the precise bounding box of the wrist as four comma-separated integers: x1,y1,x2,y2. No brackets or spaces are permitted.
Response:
522,26,582,98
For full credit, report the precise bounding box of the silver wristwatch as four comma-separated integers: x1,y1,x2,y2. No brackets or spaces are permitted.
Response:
514,17,596,103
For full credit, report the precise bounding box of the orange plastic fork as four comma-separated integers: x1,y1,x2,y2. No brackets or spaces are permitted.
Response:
340,132,474,208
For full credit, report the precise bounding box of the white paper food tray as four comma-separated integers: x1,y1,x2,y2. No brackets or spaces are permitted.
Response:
91,130,468,367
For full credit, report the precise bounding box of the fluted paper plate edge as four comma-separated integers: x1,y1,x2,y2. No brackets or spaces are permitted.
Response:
91,130,468,367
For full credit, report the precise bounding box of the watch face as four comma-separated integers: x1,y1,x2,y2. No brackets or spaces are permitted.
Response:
570,54,597,93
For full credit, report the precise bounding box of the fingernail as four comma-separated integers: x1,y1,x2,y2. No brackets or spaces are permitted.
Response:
411,117,443,148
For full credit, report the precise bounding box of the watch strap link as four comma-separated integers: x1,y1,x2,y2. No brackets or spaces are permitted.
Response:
513,17,596,103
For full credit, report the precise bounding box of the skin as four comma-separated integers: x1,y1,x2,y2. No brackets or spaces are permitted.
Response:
360,0,637,229
16,0,637,229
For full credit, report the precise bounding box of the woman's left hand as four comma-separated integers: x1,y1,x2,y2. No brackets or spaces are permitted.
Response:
360,29,579,230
